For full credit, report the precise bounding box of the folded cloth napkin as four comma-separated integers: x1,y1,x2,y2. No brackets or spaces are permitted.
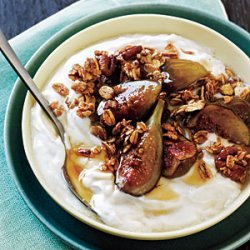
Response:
0,0,227,249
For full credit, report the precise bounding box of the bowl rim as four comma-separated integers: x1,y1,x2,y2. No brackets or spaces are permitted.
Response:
4,4,250,245
21,13,250,240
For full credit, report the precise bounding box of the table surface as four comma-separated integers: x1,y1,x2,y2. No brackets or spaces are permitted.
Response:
0,0,249,39
0,0,249,249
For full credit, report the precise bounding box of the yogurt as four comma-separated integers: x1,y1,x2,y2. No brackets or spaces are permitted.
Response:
31,34,242,232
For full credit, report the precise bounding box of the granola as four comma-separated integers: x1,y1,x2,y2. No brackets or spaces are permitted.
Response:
48,40,249,185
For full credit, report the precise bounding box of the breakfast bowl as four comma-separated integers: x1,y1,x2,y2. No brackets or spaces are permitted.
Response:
18,13,250,240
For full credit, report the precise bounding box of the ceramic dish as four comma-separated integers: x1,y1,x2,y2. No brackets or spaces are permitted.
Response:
5,4,250,248
21,14,250,240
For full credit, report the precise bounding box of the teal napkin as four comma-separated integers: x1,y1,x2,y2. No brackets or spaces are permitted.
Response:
0,0,227,249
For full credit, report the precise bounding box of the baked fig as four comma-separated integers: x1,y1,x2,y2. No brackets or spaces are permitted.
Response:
162,136,197,178
98,80,161,121
187,104,250,145
163,59,209,92
214,97,250,126
115,99,164,196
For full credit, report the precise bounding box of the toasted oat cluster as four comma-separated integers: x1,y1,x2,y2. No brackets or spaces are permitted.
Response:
49,42,250,188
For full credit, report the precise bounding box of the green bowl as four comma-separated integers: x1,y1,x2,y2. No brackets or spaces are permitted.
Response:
4,4,250,249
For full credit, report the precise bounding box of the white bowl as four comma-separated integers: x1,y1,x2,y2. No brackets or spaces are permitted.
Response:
22,14,250,240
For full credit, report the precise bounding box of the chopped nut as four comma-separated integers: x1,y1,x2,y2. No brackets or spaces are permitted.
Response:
68,64,82,81
215,146,249,183
77,148,92,157
52,83,69,96
65,97,79,109
198,160,213,180
193,130,208,144
99,86,115,100
71,80,95,95
102,109,116,126
205,142,224,155
220,84,234,95
98,54,116,76
49,101,64,117
76,109,92,118
121,45,142,60
163,43,178,58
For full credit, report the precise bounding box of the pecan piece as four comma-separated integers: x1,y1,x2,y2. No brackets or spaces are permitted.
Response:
98,54,116,76
193,130,208,144
198,160,213,180
121,45,143,60
215,146,249,183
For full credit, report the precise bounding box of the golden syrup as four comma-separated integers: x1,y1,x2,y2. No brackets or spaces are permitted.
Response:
145,178,178,201
144,209,168,217
183,161,206,186
66,149,93,203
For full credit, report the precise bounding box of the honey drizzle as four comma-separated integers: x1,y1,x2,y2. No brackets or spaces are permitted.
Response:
66,149,93,203
145,178,178,201
183,161,206,186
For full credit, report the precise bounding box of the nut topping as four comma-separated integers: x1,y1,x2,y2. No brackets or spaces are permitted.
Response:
49,101,64,116
52,83,69,96
99,86,115,100
193,130,208,144
198,160,213,180
215,146,250,183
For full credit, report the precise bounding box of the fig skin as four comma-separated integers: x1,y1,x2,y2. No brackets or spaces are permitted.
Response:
162,136,197,178
187,104,250,145
115,99,164,196
98,80,162,121
214,97,250,126
163,59,209,92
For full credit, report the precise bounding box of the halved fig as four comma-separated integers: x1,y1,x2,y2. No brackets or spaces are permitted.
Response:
187,104,250,145
214,97,250,126
115,99,164,196
162,136,197,178
98,80,161,121
163,59,209,92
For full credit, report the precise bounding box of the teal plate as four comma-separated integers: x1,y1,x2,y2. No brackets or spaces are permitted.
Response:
4,4,250,250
